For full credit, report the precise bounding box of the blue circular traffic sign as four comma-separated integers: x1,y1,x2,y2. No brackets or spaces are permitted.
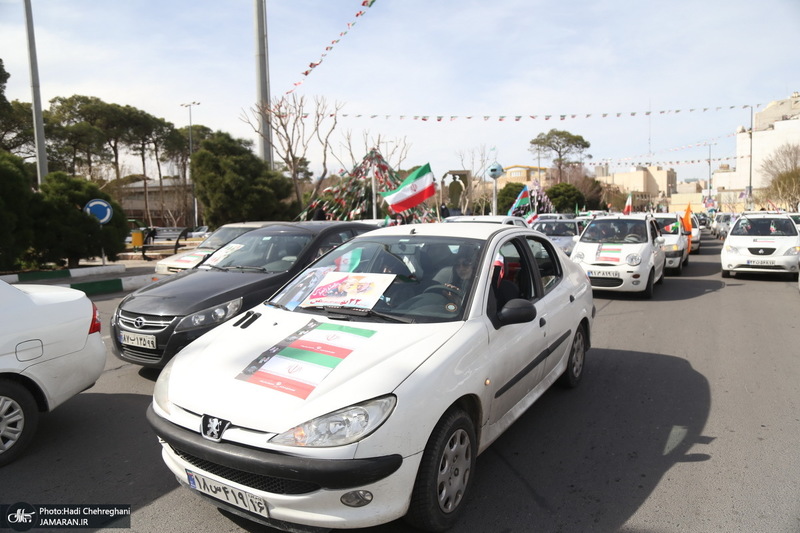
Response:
84,199,113,224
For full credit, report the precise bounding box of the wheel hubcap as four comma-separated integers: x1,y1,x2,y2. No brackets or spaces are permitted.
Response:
0,396,25,452
571,331,585,376
436,428,472,513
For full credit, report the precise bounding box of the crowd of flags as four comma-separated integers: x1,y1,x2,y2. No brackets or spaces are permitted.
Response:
507,183,557,225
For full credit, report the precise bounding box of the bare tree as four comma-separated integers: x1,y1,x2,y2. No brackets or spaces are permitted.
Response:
331,131,411,173
452,145,492,215
761,142,800,180
247,94,342,206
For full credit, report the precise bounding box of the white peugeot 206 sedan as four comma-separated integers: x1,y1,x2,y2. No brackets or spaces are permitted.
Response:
720,212,800,279
147,222,595,532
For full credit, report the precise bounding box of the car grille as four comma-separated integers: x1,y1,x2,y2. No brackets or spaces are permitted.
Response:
589,277,623,288
170,445,320,495
737,264,786,271
747,247,776,255
117,310,175,332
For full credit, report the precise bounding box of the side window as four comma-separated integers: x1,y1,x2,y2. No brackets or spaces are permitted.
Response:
489,239,533,308
525,236,562,296
313,231,351,258
649,220,659,242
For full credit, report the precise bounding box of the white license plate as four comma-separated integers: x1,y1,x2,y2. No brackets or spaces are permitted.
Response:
587,270,621,278
186,470,269,518
120,331,156,349
747,259,775,265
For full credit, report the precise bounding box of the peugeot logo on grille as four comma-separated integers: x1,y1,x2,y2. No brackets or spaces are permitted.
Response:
757,249,765,255
201,415,231,441
134,317,146,328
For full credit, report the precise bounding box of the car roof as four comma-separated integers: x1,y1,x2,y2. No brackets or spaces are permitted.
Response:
356,222,524,240
737,212,792,220
445,215,526,224
241,221,376,237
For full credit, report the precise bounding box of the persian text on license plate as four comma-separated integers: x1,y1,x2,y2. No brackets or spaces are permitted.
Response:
186,470,269,518
587,270,621,278
120,331,156,349
747,259,775,266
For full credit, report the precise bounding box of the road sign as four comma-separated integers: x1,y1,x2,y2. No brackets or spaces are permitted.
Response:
84,199,113,224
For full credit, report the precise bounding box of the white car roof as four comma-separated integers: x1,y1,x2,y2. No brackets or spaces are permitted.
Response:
444,215,528,225
361,222,525,240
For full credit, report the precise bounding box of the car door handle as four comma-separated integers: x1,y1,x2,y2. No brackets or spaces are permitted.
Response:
539,317,546,327
569,294,575,302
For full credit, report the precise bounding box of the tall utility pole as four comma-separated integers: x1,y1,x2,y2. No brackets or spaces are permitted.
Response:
254,0,273,168
181,102,200,227
23,0,48,185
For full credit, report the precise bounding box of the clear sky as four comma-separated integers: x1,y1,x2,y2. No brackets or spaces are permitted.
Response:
2,0,799,184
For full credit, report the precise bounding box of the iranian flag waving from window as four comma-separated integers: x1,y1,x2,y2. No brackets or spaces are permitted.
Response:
380,163,436,212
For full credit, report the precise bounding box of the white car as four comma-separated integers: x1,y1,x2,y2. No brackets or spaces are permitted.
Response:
653,213,690,275
0,282,106,466
530,219,586,256
147,223,594,532
720,213,800,279
570,214,666,298
154,221,274,275
712,212,733,239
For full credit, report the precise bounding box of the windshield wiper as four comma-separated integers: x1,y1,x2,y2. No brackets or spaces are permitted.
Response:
264,300,290,311
222,265,268,273
303,305,413,323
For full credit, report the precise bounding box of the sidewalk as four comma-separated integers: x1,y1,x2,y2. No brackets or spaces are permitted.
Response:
2,256,168,296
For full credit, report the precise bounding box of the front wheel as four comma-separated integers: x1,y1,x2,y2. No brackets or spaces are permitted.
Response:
641,269,655,299
559,324,586,388
405,409,476,532
0,379,39,467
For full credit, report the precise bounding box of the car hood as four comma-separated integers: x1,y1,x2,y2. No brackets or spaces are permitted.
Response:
162,307,463,433
121,270,288,315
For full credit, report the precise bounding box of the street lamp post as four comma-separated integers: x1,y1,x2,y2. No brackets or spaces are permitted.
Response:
181,101,200,227
747,105,754,210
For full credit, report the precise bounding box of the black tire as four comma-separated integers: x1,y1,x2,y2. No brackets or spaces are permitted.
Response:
641,269,654,299
558,324,586,388
683,253,690,266
673,258,683,276
721,270,731,278
656,261,665,285
405,409,476,532
0,379,39,467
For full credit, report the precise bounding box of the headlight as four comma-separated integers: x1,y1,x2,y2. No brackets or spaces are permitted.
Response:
174,297,243,332
724,245,740,254
626,253,642,266
572,251,584,262
662,244,680,252
271,396,396,447
153,358,175,414
784,246,800,256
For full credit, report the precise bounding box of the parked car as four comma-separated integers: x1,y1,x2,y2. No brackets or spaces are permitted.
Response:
720,213,800,279
146,222,594,531
0,281,106,466
653,213,690,275
530,219,586,256
154,221,274,275
570,214,666,298
112,222,375,368
444,215,529,227
188,225,210,239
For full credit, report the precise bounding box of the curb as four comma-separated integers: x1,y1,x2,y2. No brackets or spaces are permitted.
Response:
3,266,165,296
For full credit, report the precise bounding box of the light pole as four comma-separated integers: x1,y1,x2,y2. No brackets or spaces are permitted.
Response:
746,105,755,210
181,101,200,227
706,142,717,211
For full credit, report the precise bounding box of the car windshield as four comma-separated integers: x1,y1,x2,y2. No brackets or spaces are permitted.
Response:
654,218,680,235
729,217,798,237
201,231,313,272
532,221,578,236
198,226,259,250
269,236,485,323
580,219,648,243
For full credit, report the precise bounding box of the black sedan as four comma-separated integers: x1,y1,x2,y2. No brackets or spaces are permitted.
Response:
110,221,376,368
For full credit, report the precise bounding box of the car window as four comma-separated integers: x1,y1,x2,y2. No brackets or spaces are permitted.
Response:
655,217,680,235
525,236,562,296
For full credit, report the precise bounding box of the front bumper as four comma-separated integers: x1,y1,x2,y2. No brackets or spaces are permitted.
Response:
578,263,652,292
720,252,800,274
147,404,414,530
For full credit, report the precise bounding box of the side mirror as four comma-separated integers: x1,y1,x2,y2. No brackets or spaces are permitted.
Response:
498,298,537,326
572,235,580,243
655,236,665,245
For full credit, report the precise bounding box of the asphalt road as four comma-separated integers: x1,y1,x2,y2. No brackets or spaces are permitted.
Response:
2,231,799,533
